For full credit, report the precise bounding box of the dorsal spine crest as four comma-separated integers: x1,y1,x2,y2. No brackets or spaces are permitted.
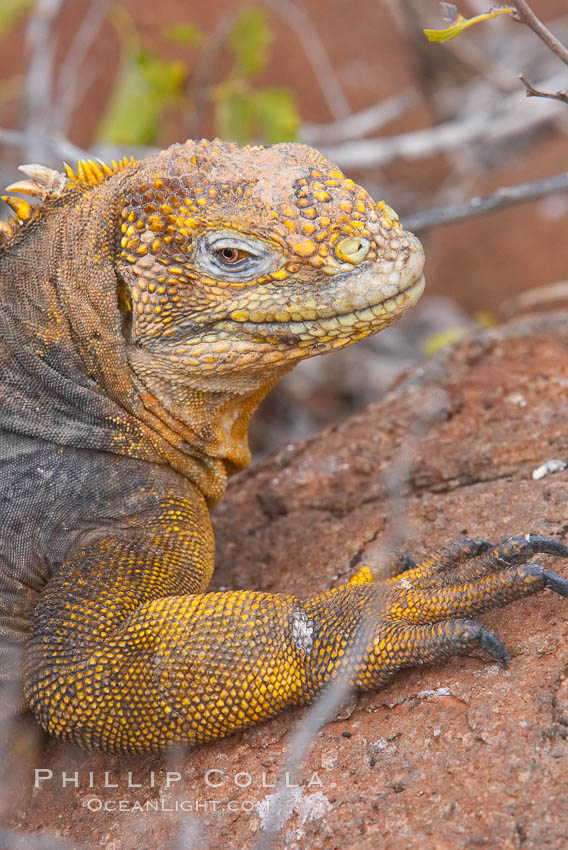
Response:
0,154,138,247
63,156,137,188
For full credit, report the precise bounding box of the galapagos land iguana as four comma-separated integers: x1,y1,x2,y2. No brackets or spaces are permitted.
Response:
0,138,567,753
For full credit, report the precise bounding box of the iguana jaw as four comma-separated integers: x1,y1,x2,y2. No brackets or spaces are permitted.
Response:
211,265,426,354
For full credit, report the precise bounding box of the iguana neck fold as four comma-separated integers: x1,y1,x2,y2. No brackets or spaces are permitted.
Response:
128,348,290,473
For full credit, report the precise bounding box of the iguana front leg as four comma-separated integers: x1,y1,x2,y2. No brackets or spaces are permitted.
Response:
24,508,568,753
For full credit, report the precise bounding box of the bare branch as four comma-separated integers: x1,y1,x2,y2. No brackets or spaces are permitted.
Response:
501,280,568,317
402,171,568,233
46,135,90,162
301,91,415,146
23,0,64,162
262,0,351,121
319,71,568,169
509,0,568,67
53,0,110,135
0,127,89,163
519,73,568,105
186,12,237,139
0,127,25,148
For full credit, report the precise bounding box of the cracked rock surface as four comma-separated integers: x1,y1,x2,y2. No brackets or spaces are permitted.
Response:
5,312,568,850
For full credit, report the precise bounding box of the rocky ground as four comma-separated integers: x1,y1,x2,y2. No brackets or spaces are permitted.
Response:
3,310,568,849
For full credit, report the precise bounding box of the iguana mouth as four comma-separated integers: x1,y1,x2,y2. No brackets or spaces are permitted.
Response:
147,273,425,351
222,274,425,341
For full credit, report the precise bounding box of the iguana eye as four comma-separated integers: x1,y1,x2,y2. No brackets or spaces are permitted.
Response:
217,247,249,265
195,229,283,280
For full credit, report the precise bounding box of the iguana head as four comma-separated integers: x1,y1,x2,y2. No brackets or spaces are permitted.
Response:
0,139,424,491
114,139,424,380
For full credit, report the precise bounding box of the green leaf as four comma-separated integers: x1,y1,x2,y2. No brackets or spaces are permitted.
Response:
213,80,299,144
228,7,271,78
97,49,185,145
0,0,32,40
252,87,299,143
138,49,185,96
163,21,202,46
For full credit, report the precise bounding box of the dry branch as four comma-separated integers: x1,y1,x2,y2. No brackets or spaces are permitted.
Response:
262,0,351,121
519,74,568,106
509,0,568,67
403,171,568,232
319,71,568,169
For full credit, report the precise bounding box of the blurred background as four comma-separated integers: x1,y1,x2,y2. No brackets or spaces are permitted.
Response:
1,0,567,454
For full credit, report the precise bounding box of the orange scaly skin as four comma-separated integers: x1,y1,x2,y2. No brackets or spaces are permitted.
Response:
0,139,566,753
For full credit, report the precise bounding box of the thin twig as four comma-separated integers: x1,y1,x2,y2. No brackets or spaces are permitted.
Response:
262,0,351,121
53,0,110,135
402,171,568,233
49,135,91,162
23,0,64,163
301,91,415,146
61,60,102,123
319,71,568,169
0,127,89,163
186,12,237,139
509,0,568,67
501,280,568,317
519,73,568,105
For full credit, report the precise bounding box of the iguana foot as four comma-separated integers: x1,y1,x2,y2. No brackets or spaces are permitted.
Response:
345,534,568,689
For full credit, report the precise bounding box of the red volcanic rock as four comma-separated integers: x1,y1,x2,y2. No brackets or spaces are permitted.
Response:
5,312,568,849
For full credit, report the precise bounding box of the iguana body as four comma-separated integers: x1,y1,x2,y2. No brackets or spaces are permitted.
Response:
0,139,566,753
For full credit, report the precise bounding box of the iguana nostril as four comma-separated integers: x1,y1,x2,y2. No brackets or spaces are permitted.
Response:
335,236,370,264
